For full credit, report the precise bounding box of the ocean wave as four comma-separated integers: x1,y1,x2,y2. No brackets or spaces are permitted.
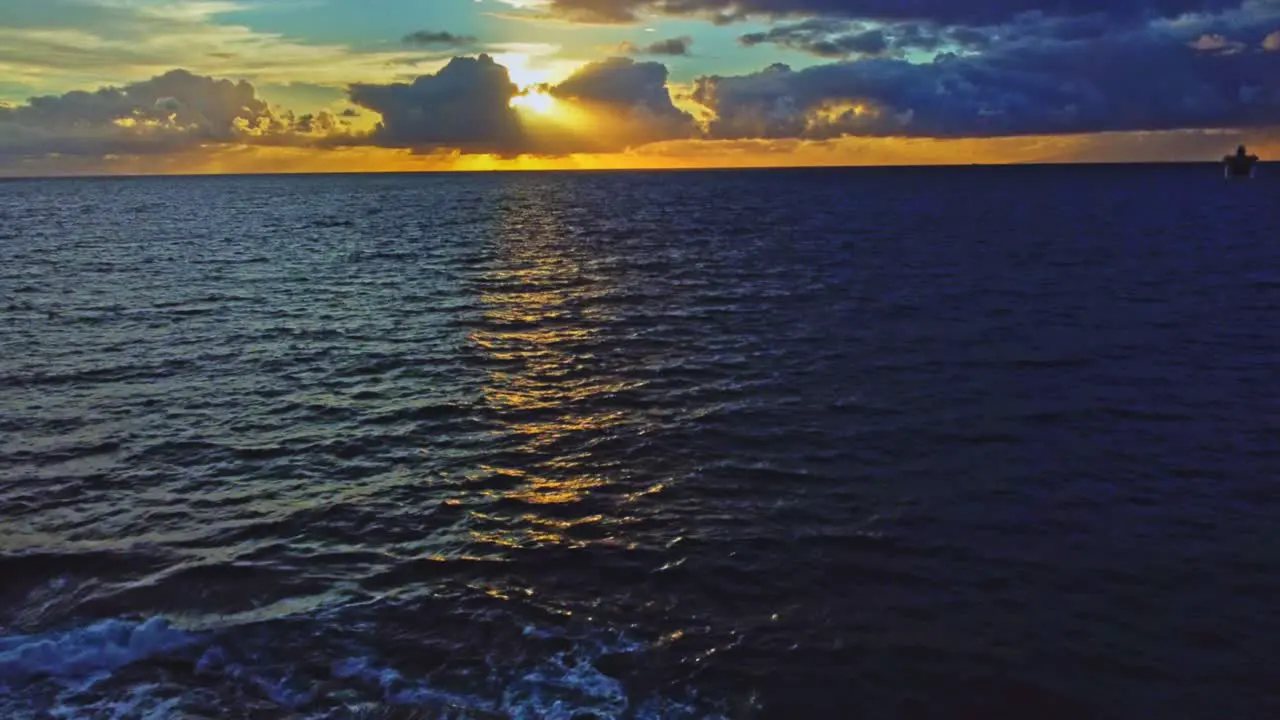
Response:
0,617,197,684
0,611,727,720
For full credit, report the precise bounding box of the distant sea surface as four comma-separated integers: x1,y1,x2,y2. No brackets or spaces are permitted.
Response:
2,165,1279,719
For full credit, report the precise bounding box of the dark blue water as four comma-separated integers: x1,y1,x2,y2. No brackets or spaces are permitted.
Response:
2,166,1278,719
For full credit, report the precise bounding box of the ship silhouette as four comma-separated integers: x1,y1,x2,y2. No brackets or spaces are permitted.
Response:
1223,145,1259,178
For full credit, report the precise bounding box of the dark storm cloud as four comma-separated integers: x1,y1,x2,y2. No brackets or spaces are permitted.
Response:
348,55,522,153
694,18,1280,139
553,58,689,117
620,36,694,55
401,30,479,47
551,57,697,134
531,0,1246,25
0,69,325,159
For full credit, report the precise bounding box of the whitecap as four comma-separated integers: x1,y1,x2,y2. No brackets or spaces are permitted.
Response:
0,617,196,683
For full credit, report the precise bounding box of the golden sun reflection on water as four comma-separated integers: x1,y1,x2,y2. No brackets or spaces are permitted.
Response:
465,189,640,552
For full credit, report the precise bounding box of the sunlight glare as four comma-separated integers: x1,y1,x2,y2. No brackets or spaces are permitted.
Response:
494,52,555,89
511,91,557,115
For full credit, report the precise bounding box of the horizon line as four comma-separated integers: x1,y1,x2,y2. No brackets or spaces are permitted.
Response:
0,159,1255,182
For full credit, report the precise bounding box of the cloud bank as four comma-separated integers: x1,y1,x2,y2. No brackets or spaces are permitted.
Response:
0,54,697,162
697,20,1280,139
2,0,1279,171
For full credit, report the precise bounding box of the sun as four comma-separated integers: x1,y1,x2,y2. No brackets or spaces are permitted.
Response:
510,90,557,115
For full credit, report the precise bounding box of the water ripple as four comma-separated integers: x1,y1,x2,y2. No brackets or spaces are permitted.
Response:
1,168,1279,717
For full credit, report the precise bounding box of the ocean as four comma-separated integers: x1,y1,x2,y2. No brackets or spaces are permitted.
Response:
1,166,1278,719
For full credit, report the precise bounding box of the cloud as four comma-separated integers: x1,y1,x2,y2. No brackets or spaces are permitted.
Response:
741,21,892,57
552,58,684,113
348,54,523,154
694,14,1280,140
733,16,1012,57
1265,30,1280,50
729,3,1280,59
1189,33,1246,52
0,68,354,160
402,30,479,48
620,36,693,55
293,111,338,134
550,56,697,140
496,0,1248,26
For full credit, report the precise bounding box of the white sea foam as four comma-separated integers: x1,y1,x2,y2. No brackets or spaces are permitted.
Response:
2,616,721,719
0,617,195,683
50,684,181,720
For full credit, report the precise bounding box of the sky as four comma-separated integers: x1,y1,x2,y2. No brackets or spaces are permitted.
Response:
1,0,1279,175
